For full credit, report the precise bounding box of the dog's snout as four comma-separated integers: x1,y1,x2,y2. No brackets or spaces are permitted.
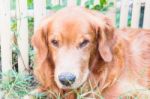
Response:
58,72,76,86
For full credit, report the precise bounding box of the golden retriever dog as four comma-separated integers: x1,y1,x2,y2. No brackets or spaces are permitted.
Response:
30,7,150,98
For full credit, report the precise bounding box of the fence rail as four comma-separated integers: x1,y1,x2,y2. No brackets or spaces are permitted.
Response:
0,0,150,74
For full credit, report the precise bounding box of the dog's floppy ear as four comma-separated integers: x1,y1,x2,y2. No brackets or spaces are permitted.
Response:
31,19,60,93
89,11,115,62
98,16,114,62
32,26,48,63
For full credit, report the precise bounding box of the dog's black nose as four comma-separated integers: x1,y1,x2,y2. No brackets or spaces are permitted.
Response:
58,72,76,86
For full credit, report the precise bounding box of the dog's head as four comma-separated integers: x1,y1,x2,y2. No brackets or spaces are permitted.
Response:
32,7,114,89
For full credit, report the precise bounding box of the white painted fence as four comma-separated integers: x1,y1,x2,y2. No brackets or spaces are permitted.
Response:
119,0,150,28
0,0,150,74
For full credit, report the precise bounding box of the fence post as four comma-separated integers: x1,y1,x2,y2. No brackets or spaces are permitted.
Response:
51,0,60,5
131,0,141,28
16,0,29,73
105,0,116,26
81,0,87,6
67,0,77,6
34,0,46,32
94,0,99,5
0,0,12,73
119,0,129,28
143,0,150,29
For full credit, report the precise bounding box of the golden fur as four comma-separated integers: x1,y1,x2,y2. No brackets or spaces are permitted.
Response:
31,7,150,98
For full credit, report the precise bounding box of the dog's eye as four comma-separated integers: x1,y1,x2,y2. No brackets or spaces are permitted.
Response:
51,39,59,47
79,39,89,48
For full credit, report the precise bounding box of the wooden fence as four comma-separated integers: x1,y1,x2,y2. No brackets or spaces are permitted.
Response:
0,0,150,74
119,0,150,28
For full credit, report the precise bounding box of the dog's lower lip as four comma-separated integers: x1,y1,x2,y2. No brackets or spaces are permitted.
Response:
60,85,77,89
61,86,73,90
61,83,85,89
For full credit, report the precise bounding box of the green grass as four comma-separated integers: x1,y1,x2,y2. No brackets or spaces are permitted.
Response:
0,70,36,98
0,66,149,99
1,70,149,99
0,71,104,99
0,70,105,98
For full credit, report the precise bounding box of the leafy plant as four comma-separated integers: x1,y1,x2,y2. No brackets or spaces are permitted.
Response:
0,70,35,98
85,0,113,12
27,0,33,9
